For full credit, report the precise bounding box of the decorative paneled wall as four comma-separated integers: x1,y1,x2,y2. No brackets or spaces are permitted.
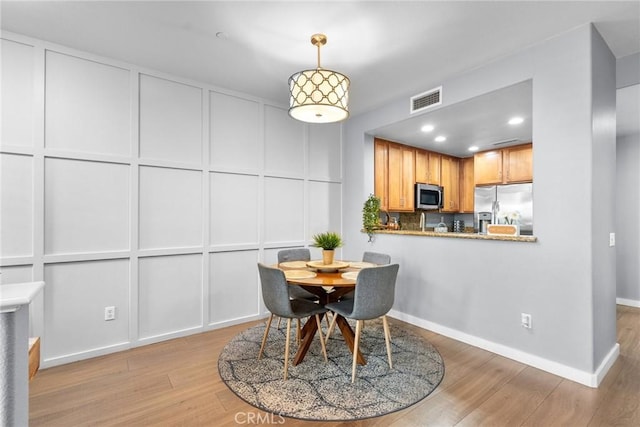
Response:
0,33,343,367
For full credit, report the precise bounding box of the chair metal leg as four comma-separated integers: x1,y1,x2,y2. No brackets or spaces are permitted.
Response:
314,314,328,362
258,313,274,359
382,315,393,369
352,319,363,383
284,318,292,380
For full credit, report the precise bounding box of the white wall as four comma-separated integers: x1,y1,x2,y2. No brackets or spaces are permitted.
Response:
0,33,343,367
589,26,617,371
616,132,640,305
342,24,617,386
615,52,640,307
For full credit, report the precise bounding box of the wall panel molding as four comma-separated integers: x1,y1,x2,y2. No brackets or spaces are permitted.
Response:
0,31,343,367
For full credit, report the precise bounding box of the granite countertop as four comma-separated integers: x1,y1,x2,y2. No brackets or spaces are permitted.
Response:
370,228,537,242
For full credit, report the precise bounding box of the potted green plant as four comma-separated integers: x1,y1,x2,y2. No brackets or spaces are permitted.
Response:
311,231,343,265
362,194,381,242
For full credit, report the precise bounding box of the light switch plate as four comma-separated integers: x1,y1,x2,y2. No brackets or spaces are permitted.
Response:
609,233,615,247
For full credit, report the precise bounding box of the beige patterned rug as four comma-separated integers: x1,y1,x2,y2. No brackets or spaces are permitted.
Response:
218,318,445,421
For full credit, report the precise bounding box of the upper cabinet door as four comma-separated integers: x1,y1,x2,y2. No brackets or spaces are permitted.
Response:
387,143,403,210
374,139,389,211
440,156,459,212
401,146,416,210
387,142,415,212
474,149,503,185
427,152,441,185
415,149,440,185
460,157,475,213
504,143,533,183
475,143,532,185
415,149,428,183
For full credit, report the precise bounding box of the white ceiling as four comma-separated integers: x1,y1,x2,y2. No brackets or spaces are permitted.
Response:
373,80,533,157
2,1,639,154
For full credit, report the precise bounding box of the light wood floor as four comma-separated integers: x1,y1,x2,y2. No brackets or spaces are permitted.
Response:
30,305,640,426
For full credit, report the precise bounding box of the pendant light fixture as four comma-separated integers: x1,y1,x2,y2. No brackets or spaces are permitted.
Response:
288,34,350,123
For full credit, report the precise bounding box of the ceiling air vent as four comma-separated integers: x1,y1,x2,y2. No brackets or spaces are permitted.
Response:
410,86,442,114
492,139,519,146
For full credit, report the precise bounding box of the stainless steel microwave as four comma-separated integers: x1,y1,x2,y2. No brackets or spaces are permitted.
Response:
415,183,443,210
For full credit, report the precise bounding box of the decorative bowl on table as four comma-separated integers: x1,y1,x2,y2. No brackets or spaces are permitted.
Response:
306,260,350,272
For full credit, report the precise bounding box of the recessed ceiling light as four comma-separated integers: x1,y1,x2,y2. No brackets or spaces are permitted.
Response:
421,124,435,132
434,135,446,142
468,146,479,152
508,116,524,125
216,31,229,40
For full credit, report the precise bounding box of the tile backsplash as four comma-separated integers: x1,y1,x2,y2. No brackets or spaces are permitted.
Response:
393,211,475,232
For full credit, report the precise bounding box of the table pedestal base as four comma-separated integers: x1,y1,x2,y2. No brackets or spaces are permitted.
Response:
293,312,366,366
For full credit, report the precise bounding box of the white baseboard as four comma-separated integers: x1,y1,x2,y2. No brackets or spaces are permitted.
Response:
388,309,619,388
42,341,131,369
40,314,266,369
617,297,640,308
594,343,620,387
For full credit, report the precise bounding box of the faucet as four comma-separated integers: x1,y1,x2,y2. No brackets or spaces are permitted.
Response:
419,212,426,232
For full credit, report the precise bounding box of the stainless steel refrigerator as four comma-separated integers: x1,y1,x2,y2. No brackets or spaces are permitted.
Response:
474,183,533,235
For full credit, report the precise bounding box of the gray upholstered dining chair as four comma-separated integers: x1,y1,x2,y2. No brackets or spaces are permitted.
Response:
362,251,391,265
257,263,328,380
277,248,321,341
277,248,318,302
340,251,392,301
325,263,399,382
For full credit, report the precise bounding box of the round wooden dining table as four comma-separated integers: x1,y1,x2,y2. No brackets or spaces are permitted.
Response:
277,260,371,366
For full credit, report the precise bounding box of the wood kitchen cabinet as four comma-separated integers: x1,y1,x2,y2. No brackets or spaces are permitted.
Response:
460,156,475,213
415,149,428,184
474,149,503,185
474,143,532,185
504,143,533,183
376,139,533,214
415,149,441,185
374,139,389,210
427,152,441,185
440,155,460,212
374,138,415,212
388,142,415,211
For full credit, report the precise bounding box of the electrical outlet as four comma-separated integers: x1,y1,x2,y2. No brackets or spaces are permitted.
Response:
521,313,532,329
609,233,615,247
104,306,116,321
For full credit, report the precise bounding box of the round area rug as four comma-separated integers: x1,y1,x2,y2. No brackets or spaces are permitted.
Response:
218,318,445,421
